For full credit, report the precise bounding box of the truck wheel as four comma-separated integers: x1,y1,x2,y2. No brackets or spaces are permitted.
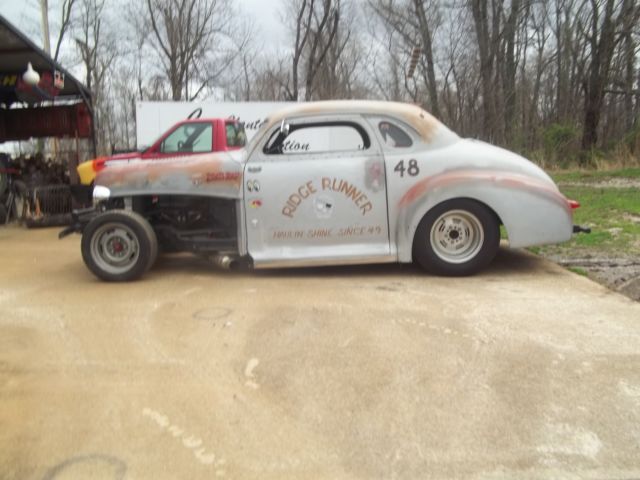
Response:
413,199,499,276
81,210,158,281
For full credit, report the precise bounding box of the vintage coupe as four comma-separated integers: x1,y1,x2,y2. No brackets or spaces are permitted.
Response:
60,101,586,281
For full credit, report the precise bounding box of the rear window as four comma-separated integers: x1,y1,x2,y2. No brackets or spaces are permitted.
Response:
378,121,413,148
226,122,247,147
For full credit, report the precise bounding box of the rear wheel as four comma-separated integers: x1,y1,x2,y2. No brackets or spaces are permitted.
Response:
413,199,499,276
81,210,158,281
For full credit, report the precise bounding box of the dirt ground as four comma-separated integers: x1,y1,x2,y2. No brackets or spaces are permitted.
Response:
541,177,640,302
2,226,640,479
549,254,640,302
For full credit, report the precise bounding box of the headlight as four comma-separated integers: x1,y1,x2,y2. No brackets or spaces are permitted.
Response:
92,185,111,205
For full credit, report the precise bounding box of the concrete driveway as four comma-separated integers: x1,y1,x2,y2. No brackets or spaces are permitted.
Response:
1,226,639,479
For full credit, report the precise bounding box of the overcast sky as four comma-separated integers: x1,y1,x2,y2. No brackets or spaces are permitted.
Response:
0,0,289,63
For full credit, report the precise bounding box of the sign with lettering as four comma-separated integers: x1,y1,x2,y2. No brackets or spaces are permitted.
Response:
137,101,290,149
136,101,366,154
281,177,373,218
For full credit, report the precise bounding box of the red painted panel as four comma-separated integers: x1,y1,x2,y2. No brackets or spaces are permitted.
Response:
0,103,92,141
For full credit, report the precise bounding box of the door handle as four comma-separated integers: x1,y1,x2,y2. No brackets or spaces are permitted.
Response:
247,166,262,173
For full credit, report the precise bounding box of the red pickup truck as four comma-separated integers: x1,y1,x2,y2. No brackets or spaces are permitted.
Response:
77,118,247,185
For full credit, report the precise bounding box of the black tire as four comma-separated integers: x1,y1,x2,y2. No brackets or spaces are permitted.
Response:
0,203,6,224
413,199,500,276
81,210,158,282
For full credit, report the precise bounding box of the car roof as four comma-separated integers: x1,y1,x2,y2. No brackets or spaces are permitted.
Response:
263,100,443,142
177,118,239,124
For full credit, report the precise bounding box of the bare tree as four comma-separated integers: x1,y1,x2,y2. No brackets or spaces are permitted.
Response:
252,58,292,100
53,0,77,61
469,0,502,141
40,0,640,163
283,0,345,100
580,0,619,151
74,0,118,154
369,0,442,116
501,0,527,142
312,0,366,99
143,0,237,101
287,0,314,100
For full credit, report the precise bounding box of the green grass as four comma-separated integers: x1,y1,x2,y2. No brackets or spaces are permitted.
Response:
552,167,640,183
529,169,640,257
568,267,589,277
561,186,640,249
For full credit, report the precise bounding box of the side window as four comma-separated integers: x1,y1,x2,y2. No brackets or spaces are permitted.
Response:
161,123,213,153
264,122,370,155
378,121,413,148
225,122,247,147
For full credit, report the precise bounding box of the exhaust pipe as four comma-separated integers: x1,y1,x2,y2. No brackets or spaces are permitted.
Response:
573,225,591,234
210,254,238,270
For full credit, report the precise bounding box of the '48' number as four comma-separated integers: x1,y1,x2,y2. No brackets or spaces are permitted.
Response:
394,159,420,177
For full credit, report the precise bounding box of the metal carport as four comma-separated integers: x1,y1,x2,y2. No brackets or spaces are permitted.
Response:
0,13,94,180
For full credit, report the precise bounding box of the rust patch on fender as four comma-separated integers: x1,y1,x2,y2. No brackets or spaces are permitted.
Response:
97,153,242,190
398,170,569,209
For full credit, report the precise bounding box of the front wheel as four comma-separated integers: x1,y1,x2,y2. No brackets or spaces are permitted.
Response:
81,210,158,282
413,199,500,276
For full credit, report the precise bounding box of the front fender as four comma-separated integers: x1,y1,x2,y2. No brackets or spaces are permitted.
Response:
395,171,573,262
95,152,244,200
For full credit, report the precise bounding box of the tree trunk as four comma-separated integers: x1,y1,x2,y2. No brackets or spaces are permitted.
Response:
580,0,617,154
414,0,441,118
470,0,496,141
502,0,522,145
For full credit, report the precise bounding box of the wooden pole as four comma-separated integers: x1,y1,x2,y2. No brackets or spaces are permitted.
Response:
40,0,51,54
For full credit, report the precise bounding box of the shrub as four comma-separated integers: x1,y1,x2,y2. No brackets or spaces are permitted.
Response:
543,123,579,167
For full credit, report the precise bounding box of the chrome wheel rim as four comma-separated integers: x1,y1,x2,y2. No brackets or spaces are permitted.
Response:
429,210,484,264
90,223,140,274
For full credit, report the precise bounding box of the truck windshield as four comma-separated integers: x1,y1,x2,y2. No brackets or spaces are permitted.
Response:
161,122,213,153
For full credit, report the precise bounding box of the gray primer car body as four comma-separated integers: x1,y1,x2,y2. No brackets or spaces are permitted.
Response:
92,100,575,270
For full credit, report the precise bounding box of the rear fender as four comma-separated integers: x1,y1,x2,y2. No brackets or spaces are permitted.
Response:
395,171,573,262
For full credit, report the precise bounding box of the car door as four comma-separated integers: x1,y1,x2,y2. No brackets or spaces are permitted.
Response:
243,116,392,267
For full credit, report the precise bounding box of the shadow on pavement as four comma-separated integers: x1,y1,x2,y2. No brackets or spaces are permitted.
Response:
152,247,552,280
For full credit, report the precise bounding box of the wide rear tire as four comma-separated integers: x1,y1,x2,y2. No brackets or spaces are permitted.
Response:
413,199,500,276
81,210,158,282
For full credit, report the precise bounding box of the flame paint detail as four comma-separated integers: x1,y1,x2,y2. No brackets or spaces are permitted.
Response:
398,170,568,209
96,152,243,193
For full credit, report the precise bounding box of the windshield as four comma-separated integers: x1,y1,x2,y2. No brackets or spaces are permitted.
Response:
160,122,213,153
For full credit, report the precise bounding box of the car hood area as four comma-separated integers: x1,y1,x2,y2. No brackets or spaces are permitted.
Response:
95,150,245,199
